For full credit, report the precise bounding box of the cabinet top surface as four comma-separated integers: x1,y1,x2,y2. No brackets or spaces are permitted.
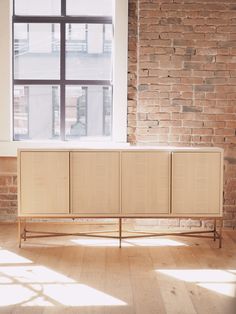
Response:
17,144,223,153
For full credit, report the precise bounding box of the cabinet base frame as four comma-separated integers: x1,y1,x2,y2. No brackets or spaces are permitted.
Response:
18,217,223,249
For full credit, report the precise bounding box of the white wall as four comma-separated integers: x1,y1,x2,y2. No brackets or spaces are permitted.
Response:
0,0,12,143
112,0,128,143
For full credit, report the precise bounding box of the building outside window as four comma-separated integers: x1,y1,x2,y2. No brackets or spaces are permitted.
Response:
13,0,114,141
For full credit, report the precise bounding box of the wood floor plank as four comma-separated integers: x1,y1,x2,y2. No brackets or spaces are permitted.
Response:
105,247,130,276
104,273,134,314
157,279,197,314
128,247,155,276
131,275,166,314
81,247,106,274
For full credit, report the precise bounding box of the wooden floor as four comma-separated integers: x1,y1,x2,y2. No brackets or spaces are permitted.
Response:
0,223,235,314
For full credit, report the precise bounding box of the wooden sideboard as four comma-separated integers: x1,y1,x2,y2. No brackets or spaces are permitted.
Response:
17,146,223,247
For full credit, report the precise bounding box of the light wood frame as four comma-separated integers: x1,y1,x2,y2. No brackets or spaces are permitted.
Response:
17,146,224,248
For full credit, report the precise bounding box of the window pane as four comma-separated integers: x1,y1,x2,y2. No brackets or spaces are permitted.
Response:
14,23,60,79
15,0,61,16
66,24,112,80
67,0,113,16
66,86,112,139
14,86,60,140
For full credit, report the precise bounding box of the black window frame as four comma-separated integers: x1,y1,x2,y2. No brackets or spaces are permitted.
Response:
13,0,113,141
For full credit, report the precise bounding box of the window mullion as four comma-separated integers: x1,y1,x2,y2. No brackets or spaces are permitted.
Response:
61,0,66,16
13,0,15,16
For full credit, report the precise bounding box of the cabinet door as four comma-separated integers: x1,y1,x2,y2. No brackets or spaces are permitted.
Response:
122,152,170,214
71,152,120,214
172,152,222,215
20,152,69,214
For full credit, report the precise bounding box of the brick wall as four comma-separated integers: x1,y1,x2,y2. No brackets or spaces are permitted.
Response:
128,0,236,227
0,158,17,221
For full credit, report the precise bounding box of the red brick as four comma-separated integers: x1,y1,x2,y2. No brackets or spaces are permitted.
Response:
168,20,191,29
215,71,230,78
159,120,182,127
184,62,205,70
180,135,192,142
181,78,204,84
9,187,17,194
147,113,171,120
194,40,218,48
160,106,181,113
203,121,226,128
192,128,213,135
171,127,191,134
217,26,236,33
173,39,195,47
183,120,203,127
216,85,236,93
204,63,227,70
225,137,236,144
194,56,216,64
219,40,236,48
218,48,230,55
183,18,205,26
174,48,188,55
212,136,225,143
226,121,236,128
228,78,236,84
196,48,218,56
182,92,195,99
157,77,181,84
172,84,193,92
205,78,227,85
216,55,236,63
199,136,213,143
215,129,235,136
168,135,180,142
216,114,236,121
226,64,236,70
137,121,158,127
195,85,215,92
0,176,12,186
195,26,216,33
169,70,191,78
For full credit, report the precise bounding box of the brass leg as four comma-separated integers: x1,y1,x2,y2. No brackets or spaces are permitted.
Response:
18,218,21,248
213,219,216,242
219,218,223,249
119,218,122,248
23,219,27,241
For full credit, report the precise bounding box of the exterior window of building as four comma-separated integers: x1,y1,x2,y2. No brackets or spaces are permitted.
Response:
103,87,112,136
13,0,114,141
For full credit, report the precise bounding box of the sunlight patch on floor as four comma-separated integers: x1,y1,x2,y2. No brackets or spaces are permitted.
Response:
71,238,127,247
0,265,127,307
71,237,187,247
22,295,54,307
0,249,32,264
0,285,36,306
126,238,188,247
198,283,236,297
0,266,75,283
156,269,236,298
34,284,127,306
